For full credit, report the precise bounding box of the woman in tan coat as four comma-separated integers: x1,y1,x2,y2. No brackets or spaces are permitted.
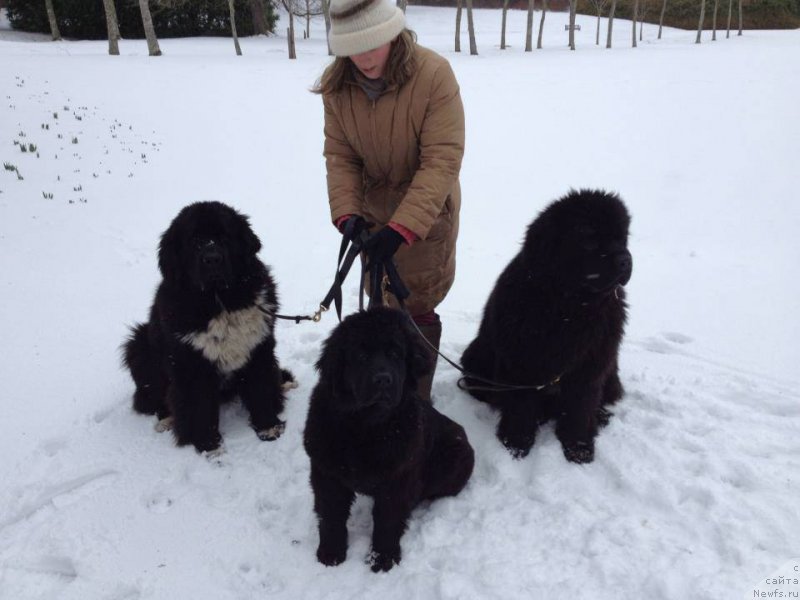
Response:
314,0,465,402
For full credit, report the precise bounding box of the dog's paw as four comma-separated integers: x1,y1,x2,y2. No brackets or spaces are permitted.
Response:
257,420,286,442
280,368,298,391
367,549,400,573
281,379,299,392
497,416,537,459
497,425,536,459
155,416,174,433
316,544,346,567
596,407,614,428
500,435,533,460
203,445,226,461
190,432,222,454
562,440,595,464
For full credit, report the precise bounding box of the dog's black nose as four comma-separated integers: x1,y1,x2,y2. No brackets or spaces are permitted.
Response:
201,247,223,267
615,251,632,284
371,371,393,388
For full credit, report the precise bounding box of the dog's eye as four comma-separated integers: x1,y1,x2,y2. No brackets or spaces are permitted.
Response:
191,236,216,249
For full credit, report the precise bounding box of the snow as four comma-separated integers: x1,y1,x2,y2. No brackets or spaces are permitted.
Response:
1,5,799,599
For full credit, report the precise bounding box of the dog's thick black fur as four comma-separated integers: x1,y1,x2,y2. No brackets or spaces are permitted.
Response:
461,189,632,464
304,307,474,572
123,201,293,453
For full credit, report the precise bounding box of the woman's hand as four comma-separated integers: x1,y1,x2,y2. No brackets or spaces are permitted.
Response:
338,215,368,243
363,226,404,266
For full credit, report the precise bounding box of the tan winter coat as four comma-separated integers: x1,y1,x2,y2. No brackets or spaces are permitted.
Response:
323,45,465,315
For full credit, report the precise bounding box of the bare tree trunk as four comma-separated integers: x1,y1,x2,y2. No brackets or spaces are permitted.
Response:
287,28,296,58
322,0,332,54
287,5,297,59
227,0,243,55
606,0,616,47
631,0,638,47
397,0,408,12
525,0,534,51
249,0,270,35
568,0,577,50
455,0,463,52
569,0,578,50
44,0,61,40
138,0,162,56
658,0,668,38
595,10,601,44
537,0,548,49
696,0,707,43
737,0,742,35
466,0,478,55
726,0,732,37
501,0,510,49
711,0,719,39
101,0,121,55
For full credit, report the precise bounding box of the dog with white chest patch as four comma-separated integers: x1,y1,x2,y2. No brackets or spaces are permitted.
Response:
123,201,295,453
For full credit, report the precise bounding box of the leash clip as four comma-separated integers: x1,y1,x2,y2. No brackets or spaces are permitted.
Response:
312,304,328,323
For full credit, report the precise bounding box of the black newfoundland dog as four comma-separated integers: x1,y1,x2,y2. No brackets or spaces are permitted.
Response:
461,189,632,464
123,201,294,453
304,307,474,572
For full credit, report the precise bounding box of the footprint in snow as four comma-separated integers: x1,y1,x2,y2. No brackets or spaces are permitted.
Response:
40,437,68,457
236,562,286,594
662,332,694,344
145,493,174,514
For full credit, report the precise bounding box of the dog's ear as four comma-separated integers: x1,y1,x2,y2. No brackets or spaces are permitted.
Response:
158,222,182,282
239,215,262,256
406,324,433,382
315,331,348,398
522,208,557,272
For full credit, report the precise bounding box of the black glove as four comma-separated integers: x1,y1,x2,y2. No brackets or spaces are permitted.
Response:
338,215,368,243
364,226,404,267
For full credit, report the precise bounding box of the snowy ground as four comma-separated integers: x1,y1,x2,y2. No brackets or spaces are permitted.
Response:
1,6,799,600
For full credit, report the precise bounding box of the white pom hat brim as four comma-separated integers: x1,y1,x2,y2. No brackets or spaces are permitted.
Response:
329,7,406,57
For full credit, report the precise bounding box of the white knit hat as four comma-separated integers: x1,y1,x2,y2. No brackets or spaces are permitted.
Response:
328,0,406,57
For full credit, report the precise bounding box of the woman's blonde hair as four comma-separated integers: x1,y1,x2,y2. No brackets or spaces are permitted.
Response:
312,29,418,96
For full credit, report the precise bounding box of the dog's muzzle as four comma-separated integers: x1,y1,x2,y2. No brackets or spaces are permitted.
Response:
196,241,230,290
615,250,632,286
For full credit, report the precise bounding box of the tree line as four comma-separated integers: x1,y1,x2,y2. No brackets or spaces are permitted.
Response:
13,0,798,58
452,0,756,54
7,0,277,53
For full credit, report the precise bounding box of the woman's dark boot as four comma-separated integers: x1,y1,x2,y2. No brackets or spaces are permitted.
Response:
415,320,442,403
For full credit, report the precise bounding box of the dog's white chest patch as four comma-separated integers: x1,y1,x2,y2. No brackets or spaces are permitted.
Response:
180,291,274,374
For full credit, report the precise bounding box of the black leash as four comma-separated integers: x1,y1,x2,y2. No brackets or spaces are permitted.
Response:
374,260,561,395
274,218,370,324
274,229,560,394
